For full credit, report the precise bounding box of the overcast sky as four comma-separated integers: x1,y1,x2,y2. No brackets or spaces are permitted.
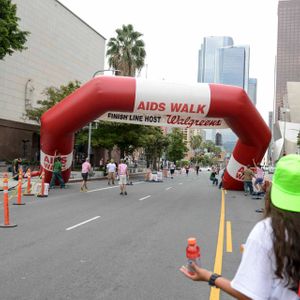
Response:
59,0,278,122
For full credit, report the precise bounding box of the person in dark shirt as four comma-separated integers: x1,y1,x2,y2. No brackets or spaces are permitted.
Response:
49,156,65,188
12,157,22,180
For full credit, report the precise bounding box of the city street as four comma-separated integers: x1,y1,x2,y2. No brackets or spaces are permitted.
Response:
0,171,263,300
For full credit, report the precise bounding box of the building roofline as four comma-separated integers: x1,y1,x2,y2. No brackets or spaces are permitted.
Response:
56,0,106,40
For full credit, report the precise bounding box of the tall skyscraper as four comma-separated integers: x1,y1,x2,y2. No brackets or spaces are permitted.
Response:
215,45,250,92
198,36,251,152
248,78,257,105
198,36,233,144
198,36,234,83
275,0,300,121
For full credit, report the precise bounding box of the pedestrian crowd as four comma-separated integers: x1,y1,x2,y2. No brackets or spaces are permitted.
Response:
79,157,129,195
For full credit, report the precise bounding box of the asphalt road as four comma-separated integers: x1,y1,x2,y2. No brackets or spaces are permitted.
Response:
0,171,264,300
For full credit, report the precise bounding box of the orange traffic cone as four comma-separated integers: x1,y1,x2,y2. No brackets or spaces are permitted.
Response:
0,173,17,228
13,169,25,205
37,171,48,198
23,168,34,196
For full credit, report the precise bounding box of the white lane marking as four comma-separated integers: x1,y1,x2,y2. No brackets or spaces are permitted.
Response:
139,195,151,201
166,187,173,190
178,182,183,185
87,186,118,193
87,181,144,193
66,216,101,231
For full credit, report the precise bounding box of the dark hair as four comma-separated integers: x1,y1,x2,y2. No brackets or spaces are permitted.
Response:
264,190,300,293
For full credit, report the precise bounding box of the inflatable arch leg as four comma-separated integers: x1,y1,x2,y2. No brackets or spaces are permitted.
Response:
40,76,271,190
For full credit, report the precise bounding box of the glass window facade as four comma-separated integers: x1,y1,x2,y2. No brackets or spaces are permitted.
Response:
197,36,233,83
215,46,249,90
197,37,251,152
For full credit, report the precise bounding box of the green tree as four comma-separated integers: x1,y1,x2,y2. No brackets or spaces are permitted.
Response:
25,81,81,123
139,127,169,169
83,122,147,159
166,128,188,163
113,123,146,158
0,0,30,60
106,24,146,76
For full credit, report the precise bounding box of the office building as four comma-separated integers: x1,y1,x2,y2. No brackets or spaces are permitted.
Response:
248,78,257,105
215,45,250,92
0,0,105,161
275,0,300,121
198,36,233,83
198,37,251,152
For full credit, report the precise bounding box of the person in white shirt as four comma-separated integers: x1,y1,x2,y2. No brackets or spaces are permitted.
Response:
106,159,117,185
180,154,300,300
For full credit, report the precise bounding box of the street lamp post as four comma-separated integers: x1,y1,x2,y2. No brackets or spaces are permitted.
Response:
297,131,300,155
281,107,290,156
87,69,119,162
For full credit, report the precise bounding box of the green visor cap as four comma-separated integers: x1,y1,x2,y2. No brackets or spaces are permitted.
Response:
271,154,300,212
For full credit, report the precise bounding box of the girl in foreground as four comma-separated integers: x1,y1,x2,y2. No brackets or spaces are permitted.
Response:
180,154,300,299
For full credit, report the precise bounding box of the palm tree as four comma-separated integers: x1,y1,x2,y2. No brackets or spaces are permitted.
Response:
106,24,146,77
190,135,203,156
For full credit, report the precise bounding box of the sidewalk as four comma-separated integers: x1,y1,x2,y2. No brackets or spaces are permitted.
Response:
0,170,146,190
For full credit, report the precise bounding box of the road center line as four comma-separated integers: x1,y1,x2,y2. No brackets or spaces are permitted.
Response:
87,186,118,193
66,216,101,231
139,195,151,201
165,187,173,190
178,182,183,185
226,221,233,252
209,188,225,300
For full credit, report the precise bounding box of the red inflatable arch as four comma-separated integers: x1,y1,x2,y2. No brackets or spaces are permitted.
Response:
40,76,271,190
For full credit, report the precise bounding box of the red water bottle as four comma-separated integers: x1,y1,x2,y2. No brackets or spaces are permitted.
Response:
186,237,201,274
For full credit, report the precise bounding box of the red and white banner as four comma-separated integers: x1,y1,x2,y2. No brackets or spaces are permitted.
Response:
226,154,246,182
40,151,73,172
100,80,228,128
99,112,227,129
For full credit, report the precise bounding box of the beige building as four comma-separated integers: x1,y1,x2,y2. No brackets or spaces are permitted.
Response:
275,0,300,121
0,0,105,162
273,82,300,160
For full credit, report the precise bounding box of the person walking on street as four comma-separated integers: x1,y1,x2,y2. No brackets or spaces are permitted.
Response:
242,165,255,196
195,164,200,176
12,157,22,180
185,164,190,176
218,167,225,189
252,158,265,193
118,159,128,195
80,158,91,192
50,156,65,189
210,169,219,186
170,162,176,179
180,154,300,300
106,159,117,185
